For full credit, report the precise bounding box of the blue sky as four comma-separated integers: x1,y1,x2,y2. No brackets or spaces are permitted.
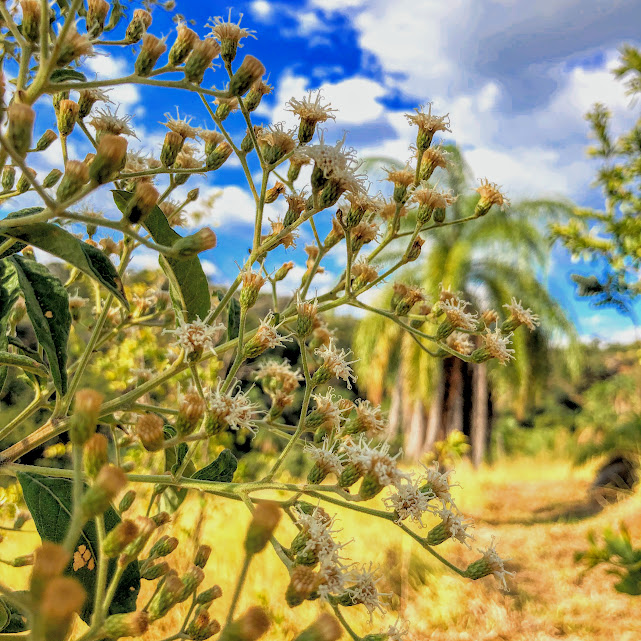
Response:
18,0,641,342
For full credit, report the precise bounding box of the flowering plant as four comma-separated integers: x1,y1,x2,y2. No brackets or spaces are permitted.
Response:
0,2,532,639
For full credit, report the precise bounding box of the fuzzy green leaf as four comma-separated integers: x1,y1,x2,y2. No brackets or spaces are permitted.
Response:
16,472,140,623
49,68,87,83
193,449,238,482
0,350,48,377
112,190,210,321
0,259,20,390
9,256,70,395
0,594,29,633
1,216,128,307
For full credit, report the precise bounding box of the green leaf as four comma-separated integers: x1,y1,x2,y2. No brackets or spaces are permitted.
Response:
0,598,9,631
227,297,241,341
0,594,29,633
0,350,48,377
1,215,128,307
0,259,20,390
16,472,140,623
159,426,195,514
193,449,238,482
0,207,44,259
9,256,70,395
112,190,210,321
49,68,87,83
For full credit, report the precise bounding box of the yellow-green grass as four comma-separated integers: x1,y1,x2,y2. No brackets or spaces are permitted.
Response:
1,457,640,640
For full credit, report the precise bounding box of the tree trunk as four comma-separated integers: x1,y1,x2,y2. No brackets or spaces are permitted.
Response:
387,375,403,440
444,358,463,436
424,373,444,452
471,362,489,467
404,399,426,460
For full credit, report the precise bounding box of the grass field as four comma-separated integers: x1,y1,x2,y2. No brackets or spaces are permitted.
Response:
1,457,639,640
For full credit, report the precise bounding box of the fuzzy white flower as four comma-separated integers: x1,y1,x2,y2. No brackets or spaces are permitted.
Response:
90,106,136,137
350,399,387,435
294,506,348,565
254,312,292,351
482,327,515,365
476,537,514,590
346,563,390,621
163,317,225,355
435,506,475,548
386,619,411,641
304,439,344,476
420,462,459,507
254,359,303,394
310,387,349,432
440,297,478,331
503,297,540,331
161,108,199,140
314,339,358,389
287,90,337,124
384,477,436,526
207,381,260,433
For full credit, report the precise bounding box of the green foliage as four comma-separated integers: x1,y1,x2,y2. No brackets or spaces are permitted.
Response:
576,523,641,596
17,472,140,622
113,190,211,321
8,256,70,395
193,448,238,482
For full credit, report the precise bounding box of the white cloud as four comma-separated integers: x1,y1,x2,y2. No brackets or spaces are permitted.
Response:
85,54,140,112
250,1,273,19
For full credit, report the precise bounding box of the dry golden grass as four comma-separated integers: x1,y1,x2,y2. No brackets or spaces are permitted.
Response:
1,456,640,640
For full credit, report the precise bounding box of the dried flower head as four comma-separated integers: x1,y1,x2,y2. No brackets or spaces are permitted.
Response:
475,178,510,215
503,297,540,332
406,103,451,150
162,109,199,141
90,107,136,138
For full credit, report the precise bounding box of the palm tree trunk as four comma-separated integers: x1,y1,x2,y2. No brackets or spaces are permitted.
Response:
404,398,426,460
424,373,444,452
387,376,403,440
471,362,488,467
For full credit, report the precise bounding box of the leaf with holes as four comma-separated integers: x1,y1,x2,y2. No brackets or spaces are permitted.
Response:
17,472,140,623
9,256,70,395
1,214,127,307
112,190,210,321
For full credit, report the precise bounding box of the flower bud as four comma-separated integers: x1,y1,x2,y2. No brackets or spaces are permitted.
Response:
35,129,58,151
20,1,41,42
184,39,221,84
245,501,281,555
215,97,238,121
149,535,179,558
169,24,198,66
187,187,200,202
219,606,270,641
40,577,86,641
151,511,170,527
83,433,108,478
147,572,183,621
81,464,127,519
125,9,152,43
103,520,139,557
70,388,103,444
403,236,425,263
16,168,35,194
90,134,128,184
359,472,385,500
339,462,363,488
177,564,205,602
240,270,266,310
172,227,217,257
244,79,272,112
13,510,31,530
187,609,221,641
135,34,167,77
57,99,79,137
229,56,266,97
7,102,35,157
296,298,317,338
30,542,71,601
56,160,90,201
86,0,110,38
120,517,156,564
196,584,223,605
101,611,149,639
57,26,93,66
194,544,212,568
205,141,233,170
433,207,446,223
140,560,170,580
2,166,16,192
273,261,294,282
175,392,206,436
43,168,63,189
136,413,165,452
160,130,184,167
124,182,159,224
293,614,342,641
52,91,69,114
285,565,318,607
265,182,285,204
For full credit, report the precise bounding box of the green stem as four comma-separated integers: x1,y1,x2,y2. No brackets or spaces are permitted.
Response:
224,553,252,627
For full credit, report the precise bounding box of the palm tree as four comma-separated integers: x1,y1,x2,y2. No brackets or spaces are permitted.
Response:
354,147,579,463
